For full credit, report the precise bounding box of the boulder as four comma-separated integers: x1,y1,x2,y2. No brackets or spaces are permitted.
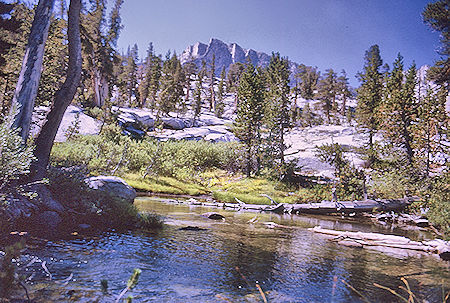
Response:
179,226,207,231
162,117,185,130
201,212,225,220
85,176,136,204
133,113,154,129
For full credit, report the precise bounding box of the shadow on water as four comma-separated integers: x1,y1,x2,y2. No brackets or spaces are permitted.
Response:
12,197,450,302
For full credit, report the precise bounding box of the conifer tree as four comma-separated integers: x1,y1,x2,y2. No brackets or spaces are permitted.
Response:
356,44,384,164
0,2,30,115
11,0,55,142
265,53,290,174
209,53,216,111
226,62,245,107
317,68,337,123
119,44,139,106
0,1,20,75
414,86,448,177
80,0,123,107
36,15,68,107
232,62,265,177
301,103,314,127
295,64,320,100
192,64,206,125
337,69,352,116
181,58,197,112
381,54,417,166
215,66,226,117
422,0,449,85
137,43,153,108
158,52,184,116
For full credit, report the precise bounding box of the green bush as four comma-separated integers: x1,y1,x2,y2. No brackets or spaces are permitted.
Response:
51,133,244,180
47,167,162,231
0,114,35,191
425,171,450,239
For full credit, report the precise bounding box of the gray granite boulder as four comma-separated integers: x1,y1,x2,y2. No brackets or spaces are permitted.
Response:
85,176,136,204
162,117,186,130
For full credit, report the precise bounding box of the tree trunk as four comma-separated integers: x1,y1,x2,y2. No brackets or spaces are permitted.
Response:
11,0,55,142
31,0,82,181
92,68,108,107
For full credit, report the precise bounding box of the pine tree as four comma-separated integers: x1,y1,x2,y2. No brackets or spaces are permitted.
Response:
148,54,162,111
317,68,337,124
0,2,31,116
265,53,290,175
80,0,123,107
192,64,206,125
337,69,352,116
181,58,197,113
301,102,314,127
295,64,320,100
121,44,139,106
232,62,265,177
158,52,184,116
137,43,153,108
414,86,448,177
215,66,226,117
226,62,245,108
209,53,216,111
36,15,68,107
11,0,56,142
422,0,449,85
381,54,417,166
0,1,20,76
356,44,384,165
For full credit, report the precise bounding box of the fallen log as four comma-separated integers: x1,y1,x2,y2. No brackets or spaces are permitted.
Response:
291,198,411,215
309,226,450,260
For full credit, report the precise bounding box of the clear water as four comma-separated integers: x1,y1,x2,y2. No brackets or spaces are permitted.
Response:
17,197,450,302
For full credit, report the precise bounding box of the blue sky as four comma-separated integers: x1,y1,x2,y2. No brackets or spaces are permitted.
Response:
114,0,441,87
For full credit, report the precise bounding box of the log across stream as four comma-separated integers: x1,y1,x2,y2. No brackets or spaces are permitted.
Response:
161,196,413,215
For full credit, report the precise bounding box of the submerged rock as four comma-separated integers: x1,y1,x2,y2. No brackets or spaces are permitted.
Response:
179,226,207,231
85,176,136,204
201,212,225,220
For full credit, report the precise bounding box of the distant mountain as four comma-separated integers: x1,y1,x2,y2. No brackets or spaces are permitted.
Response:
180,38,298,79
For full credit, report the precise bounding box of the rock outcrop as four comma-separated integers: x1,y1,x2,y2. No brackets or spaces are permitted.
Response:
180,38,298,83
180,38,271,77
31,105,101,142
85,176,136,204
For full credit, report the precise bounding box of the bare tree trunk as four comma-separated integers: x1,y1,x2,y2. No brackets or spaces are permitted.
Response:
11,0,55,142
31,0,82,181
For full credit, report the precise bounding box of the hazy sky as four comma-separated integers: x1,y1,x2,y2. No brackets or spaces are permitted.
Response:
114,0,441,87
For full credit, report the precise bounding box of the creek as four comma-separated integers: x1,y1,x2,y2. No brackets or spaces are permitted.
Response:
16,197,450,302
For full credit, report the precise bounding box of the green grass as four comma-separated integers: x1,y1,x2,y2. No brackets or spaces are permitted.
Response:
123,173,208,196
123,170,330,204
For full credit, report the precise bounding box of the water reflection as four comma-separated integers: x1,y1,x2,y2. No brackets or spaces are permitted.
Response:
18,197,450,302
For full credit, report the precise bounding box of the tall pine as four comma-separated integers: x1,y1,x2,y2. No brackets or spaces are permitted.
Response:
356,45,383,165
265,53,290,175
233,62,265,177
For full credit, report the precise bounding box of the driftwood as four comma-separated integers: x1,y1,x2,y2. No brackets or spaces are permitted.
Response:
165,197,411,215
309,226,450,260
289,198,410,215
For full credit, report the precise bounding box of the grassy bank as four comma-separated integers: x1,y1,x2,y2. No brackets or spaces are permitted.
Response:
50,131,450,238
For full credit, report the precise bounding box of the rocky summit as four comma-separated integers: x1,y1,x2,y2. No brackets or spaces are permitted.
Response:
180,38,271,75
180,38,300,83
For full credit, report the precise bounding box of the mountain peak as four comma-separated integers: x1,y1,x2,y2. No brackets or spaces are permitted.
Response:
180,38,271,75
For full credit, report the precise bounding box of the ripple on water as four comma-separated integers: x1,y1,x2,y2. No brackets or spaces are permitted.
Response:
17,199,450,302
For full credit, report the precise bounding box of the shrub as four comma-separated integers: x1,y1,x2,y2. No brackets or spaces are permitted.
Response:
0,114,35,192
424,171,450,239
51,134,244,180
47,167,162,231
